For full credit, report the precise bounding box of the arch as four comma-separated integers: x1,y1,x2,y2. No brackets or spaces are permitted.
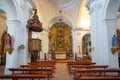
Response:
82,33,90,40
0,0,18,20
102,0,120,67
0,0,18,66
82,33,91,56
48,16,73,29
49,22,72,53
103,0,120,19
77,0,90,29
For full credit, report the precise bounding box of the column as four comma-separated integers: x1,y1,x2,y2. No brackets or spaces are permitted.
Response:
72,30,76,60
88,1,119,67
4,20,20,74
104,19,119,67
89,6,100,64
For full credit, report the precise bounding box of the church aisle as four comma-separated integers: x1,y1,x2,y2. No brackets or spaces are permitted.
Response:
52,63,73,80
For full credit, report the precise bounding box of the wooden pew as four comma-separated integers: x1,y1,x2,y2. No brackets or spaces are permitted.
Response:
0,74,46,80
72,65,108,77
74,69,120,79
20,64,55,69
67,61,95,73
29,60,56,65
80,76,120,80
9,68,54,80
72,65,108,71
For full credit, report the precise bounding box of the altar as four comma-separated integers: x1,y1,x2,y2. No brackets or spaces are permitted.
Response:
55,52,67,59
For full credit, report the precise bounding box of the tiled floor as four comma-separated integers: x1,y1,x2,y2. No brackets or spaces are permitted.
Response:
53,63,73,80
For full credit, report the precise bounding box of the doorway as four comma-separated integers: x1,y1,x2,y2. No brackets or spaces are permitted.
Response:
82,34,91,57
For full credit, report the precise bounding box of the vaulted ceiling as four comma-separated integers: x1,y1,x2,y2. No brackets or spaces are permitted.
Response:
0,0,90,30
33,0,83,29
47,0,80,10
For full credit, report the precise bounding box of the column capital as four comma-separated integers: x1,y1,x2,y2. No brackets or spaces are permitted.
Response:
104,19,117,28
73,28,90,32
86,0,103,14
104,19,117,23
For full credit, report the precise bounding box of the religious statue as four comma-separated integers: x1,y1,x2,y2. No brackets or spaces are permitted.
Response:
111,31,120,54
112,34,118,47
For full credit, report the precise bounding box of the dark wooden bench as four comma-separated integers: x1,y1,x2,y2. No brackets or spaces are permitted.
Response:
67,61,96,73
74,69,120,79
9,67,54,80
20,64,55,70
0,74,46,80
80,76,120,80
72,65,108,71
28,60,56,65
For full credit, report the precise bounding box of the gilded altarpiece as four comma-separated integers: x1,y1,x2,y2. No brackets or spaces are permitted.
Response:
49,22,72,52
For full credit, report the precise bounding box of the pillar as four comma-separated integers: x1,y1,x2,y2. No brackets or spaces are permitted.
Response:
87,0,119,67
72,30,78,60
4,20,20,74
89,2,101,64
104,19,119,68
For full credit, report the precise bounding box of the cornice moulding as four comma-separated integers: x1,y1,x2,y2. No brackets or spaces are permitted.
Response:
73,28,90,31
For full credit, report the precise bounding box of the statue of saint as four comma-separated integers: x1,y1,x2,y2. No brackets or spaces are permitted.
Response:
112,34,118,47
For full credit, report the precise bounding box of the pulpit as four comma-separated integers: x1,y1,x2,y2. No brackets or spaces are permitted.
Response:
27,9,43,62
28,39,41,62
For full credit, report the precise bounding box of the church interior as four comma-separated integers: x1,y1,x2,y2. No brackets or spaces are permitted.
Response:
0,0,120,80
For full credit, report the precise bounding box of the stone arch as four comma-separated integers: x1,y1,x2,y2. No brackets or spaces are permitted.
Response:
0,0,19,68
49,22,72,53
48,16,73,29
103,0,120,67
48,16,73,53
0,0,18,20
104,0,120,19
82,33,91,56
